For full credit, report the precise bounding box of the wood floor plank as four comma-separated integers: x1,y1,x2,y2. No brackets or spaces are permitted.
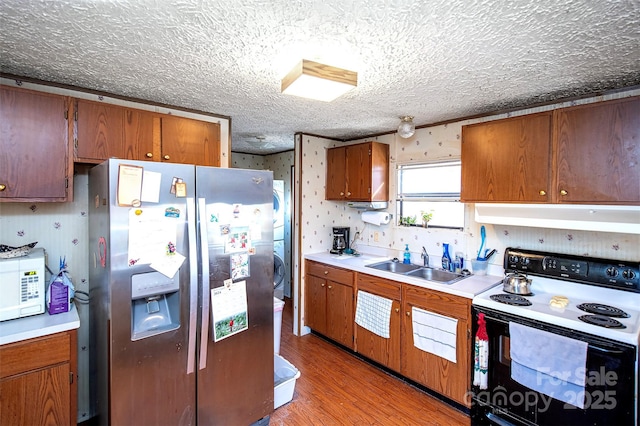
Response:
271,298,471,425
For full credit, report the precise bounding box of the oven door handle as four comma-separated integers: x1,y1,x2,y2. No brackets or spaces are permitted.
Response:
588,344,625,355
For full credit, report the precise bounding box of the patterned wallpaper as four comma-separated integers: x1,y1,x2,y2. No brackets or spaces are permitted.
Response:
295,90,640,333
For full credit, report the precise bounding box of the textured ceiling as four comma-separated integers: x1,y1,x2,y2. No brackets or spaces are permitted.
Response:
1,1,639,155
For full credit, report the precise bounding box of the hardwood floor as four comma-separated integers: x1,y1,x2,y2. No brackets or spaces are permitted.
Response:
270,298,471,426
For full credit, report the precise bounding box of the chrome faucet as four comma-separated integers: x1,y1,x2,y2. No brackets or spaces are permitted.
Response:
421,246,429,267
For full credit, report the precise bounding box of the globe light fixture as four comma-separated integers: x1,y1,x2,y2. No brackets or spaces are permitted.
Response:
398,116,415,138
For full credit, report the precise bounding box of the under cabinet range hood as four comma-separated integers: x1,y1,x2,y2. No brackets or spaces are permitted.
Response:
474,204,640,234
347,201,388,210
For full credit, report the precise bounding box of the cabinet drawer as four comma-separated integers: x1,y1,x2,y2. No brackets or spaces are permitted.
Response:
306,261,353,286
356,273,401,300
0,332,70,379
403,285,470,320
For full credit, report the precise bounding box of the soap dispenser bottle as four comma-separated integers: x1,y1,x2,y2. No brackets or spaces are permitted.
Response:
403,244,411,264
442,243,452,271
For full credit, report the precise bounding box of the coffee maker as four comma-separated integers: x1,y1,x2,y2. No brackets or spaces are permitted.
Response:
330,227,350,254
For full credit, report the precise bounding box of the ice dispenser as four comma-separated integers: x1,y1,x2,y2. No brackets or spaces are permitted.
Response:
131,271,180,340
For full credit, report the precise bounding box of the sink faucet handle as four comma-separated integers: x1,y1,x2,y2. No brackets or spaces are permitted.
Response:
421,247,429,267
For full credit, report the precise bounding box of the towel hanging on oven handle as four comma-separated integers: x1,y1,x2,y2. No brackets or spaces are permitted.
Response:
473,313,489,390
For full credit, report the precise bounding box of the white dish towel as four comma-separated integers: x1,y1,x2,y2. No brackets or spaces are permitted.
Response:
355,290,393,338
412,307,458,363
509,322,588,408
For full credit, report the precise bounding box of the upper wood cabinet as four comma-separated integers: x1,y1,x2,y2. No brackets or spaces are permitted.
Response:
75,99,220,166
554,97,640,204
0,86,71,202
326,141,389,202
461,112,552,203
461,96,640,205
160,115,220,166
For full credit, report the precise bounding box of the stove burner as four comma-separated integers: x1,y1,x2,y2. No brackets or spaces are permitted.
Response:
578,315,626,329
490,294,532,306
577,303,630,318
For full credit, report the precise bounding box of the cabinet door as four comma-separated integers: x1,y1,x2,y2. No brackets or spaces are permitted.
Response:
326,280,353,348
401,285,471,406
160,116,220,166
355,274,401,372
305,274,328,335
0,363,70,426
345,143,371,200
123,108,156,161
0,87,69,201
461,112,552,203
75,99,125,162
326,146,346,199
555,97,640,204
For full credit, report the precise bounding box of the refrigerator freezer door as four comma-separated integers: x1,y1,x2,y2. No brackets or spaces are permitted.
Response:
195,167,274,425
89,159,197,426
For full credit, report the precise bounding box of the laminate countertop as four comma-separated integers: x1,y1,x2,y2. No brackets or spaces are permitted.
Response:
0,304,80,345
305,251,502,299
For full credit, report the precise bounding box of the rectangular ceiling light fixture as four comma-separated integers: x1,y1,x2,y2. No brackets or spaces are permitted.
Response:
281,59,357,102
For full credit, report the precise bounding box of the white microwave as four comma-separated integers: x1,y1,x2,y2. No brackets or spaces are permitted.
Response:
0,248,46,321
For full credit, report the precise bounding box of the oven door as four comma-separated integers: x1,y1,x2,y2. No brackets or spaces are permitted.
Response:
471,306,636,426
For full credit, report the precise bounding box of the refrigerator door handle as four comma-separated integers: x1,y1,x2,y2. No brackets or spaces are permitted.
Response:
186,197,198,374
198,198,211,370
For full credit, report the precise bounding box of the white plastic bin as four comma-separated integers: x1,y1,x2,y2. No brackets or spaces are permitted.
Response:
274,354,300,409
274,297,285,354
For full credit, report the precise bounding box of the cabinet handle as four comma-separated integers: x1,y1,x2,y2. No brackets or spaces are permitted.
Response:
346,192,351,196
328,285,332,289
146,152,153,158
340,192,344,196
539,190,546,196
324,271,329,275
163,154,170,160
321,283,325,287
0,184,6,192
406,311,410,317
395,308,400,313
560,189,568,196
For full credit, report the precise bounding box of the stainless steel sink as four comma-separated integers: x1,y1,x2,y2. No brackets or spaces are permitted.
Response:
406,267,467,284
365,260,422,274
365,260,469,285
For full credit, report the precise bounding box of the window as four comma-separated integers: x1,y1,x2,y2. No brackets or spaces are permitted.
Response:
396,161,464,229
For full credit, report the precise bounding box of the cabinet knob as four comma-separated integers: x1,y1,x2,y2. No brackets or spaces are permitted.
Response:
406,311,410,317
163,155,170,160
395,308,400,313
0,184,6,192
346,192,351,196
340,192,344,196
539,190,546,196
328,285,332,289
321,283,325,287
560,189,568,196
145,152,153,158
324,271,329,275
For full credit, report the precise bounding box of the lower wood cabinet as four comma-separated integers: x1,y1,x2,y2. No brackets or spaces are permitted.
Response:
354,274,401,372
0,330,77,426
401,285,471,407
305,260,354,349
306,261,473,407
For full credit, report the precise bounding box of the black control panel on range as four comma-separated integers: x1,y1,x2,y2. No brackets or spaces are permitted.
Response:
504,247,640,293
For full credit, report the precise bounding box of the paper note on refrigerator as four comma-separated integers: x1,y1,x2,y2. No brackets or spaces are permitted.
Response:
128,208,178,266
211,280,249,342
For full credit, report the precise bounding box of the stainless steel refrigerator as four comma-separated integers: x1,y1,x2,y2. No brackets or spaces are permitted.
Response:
88,159,274,425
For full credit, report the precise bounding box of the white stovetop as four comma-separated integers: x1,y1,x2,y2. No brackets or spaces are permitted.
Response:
0,304,80,346
305,250,502,299
473,276,640,345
